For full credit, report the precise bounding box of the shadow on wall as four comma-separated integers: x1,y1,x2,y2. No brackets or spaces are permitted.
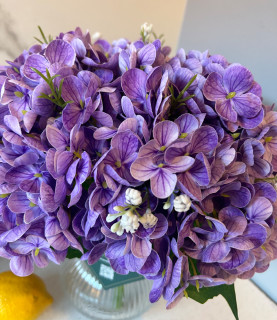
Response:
0,4,26,62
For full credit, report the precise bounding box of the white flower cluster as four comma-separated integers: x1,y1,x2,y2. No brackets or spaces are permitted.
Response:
108,188,158,236
92,32,101,41
140,22,153,42
173,194,192,212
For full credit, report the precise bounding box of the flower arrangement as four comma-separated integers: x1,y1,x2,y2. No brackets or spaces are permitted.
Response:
0,24,276,318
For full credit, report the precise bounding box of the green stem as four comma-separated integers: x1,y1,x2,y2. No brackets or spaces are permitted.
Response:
115,285,124,309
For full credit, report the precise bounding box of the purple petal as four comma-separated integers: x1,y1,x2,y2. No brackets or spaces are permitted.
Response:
48,233,69,251
121,68,147,103
71,38,86,57
232,93,261,118
124,253,146,273
86,243,107,265
246,197,273,223
46,125,69,150
5,165,34,184
4,115,21,135
111,130,139,163
68,182,82,207
203,72,226,100
219,249,249,270
23,54,49,81
131,235,152,258
215,99,237,122
93,127,116,140
40,182,59,212
61,75,85,103
139,250,161,275
254,182,277,203
45,39,76,66
1,224,30,243
175,113,199,134
153,120,179,147
33,251,49,268
190,126,218,154
150,214,168,239
238,108,264,129
10,255,34,277
202,241,230,263
131,157,158,181
24,206,45,224
54,176,67,204
178,171,202,201
223,65,253,94
189,153,210,186
165,156,195,173
173,68,197,93
109,256,129,275
225,186,251,208
227,223,267,250
7,191,30,213
218,206,247,237
138,43,156,66
62,103,83,132
106,240,128,260
32,82,55,117
55,151,73,176
151,168,177,199
20,178,40,194
121,96,135,118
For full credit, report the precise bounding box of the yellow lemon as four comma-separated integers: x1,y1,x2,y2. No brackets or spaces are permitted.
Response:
0,271,53,320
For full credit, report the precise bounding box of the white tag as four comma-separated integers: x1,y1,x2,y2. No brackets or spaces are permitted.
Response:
99,263,114,280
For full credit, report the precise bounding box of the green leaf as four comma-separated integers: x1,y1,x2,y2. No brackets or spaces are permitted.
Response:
66,247,83,259
31,67,49,83
186,284,239,320
176,74,197,100
38,25,48,44
34,36,44,44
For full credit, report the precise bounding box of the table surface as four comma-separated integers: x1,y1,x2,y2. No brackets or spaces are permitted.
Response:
0,259,276,320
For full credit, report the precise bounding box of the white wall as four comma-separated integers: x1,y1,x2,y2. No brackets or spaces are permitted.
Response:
178,0,277,105
0,0,187,63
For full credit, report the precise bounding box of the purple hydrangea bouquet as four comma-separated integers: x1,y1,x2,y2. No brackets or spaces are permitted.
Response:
1,24,277,319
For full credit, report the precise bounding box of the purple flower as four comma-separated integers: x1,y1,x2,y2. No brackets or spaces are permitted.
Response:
61,74,99,131
5,164,51,194
9,235,58,276
203,64,263,129
23,39,76,82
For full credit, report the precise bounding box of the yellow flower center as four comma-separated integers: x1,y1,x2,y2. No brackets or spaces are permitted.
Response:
226,91,236,99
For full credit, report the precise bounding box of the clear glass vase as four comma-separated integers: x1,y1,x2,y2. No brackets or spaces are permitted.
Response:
63,259,153,320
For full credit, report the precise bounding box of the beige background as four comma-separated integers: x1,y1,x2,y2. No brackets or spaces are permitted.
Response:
0,0,187,63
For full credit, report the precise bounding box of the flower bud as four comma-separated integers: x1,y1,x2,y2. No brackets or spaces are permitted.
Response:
173,194,191,213
163,201,171,210
125,188,142,206
106,213,121,223
113,206,125,212
139,209,158,229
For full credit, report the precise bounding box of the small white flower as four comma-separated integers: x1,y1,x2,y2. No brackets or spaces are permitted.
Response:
173,194,191,213
139,208,158,229
125,188,142,206
140,22,153,42
120,212,139,234
141,22,153,35
92,32,101,41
